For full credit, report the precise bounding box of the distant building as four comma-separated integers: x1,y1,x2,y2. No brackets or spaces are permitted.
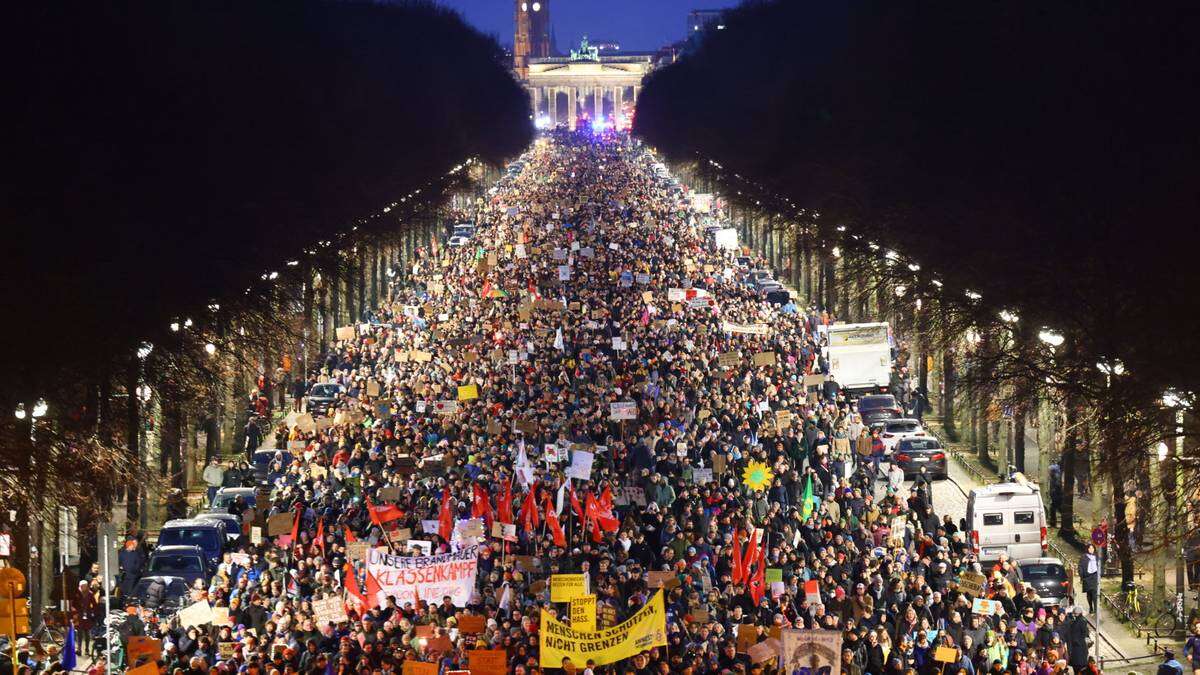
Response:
687,9,726,37
513,0,552,78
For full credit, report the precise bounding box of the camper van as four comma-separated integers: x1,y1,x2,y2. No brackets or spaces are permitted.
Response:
826,322,893,391
965,474,1048,562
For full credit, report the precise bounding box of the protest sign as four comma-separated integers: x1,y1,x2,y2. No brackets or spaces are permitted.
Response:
958,571,987,596
402,663,437,675
569,595,596,631
611,485,646,506
366,545,479,607
335,326,356,341
765,568,784,584
737,624,760,653
250,526,263,545
539,590,666,668
748,638,780,664
127,636,161,666
780,629,842,675
718,351,741,369
217,642,237,661
347,541,371,562
550,574,589,602
457,614,486,634
466,649,507,675
803,373,827,388
972,598,1002,616
491,521,518,542
804,579,822,604
647,571,680,590
752,351,777,366
313,596,349,626
456,384,479,401
721,321,770,335
935,646,959,662
126,664,158,675
565,450,594,480
691,468,713,485
179,600,215,627
609,401,637,420
432,400,459,415
267,512,294,536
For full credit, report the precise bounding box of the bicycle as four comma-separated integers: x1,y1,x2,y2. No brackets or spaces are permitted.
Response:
30,609,67,648
1113,581,1151,622
1151,591,1200,639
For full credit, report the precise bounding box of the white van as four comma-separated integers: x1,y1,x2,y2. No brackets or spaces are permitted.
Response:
965,474,1048,562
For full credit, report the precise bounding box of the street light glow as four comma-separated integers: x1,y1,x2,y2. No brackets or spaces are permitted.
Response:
1037,329,1065,347
998,309,1019,324
1157,441,1169,461
205,343,217,355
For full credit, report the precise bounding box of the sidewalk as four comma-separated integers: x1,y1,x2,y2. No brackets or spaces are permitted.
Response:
925,419,1169,672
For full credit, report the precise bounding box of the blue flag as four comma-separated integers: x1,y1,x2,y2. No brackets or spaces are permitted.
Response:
61,623,77,671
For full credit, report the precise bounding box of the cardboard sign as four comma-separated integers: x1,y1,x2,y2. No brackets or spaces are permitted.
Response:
267,512,294,536
457,614,486,634
609,401,637,420
127,636,162,665
250,526,263,545
179,600,216,627
466,649,508,675
378,485,402,503
402,662,438,675
409,350,433,363
737,624,760,653
718,352,741,369
550,574,589,602
335,326,356,341
515,555,542,573
569,595,597,631
803,373,827,388
775,410,793,431
691,468,713,485
752,351,777,366
491,521,518,542
366,379,381,398
313,596,349,625
935,646,959,662
713,453,728,476
647,571,680,590
347,541,371,562
217,642,237,661
958,571,987,596
611,485,646,507
748,638,780,664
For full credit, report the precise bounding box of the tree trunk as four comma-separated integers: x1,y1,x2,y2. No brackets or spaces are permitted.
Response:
125,357,140,526
979,395,992,465
1105,419,1135,584
943,347,957,440
1013,404,1028,474
1060,399,1078,540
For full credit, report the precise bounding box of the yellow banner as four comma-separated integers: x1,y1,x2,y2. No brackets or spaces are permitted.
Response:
550,573,589,602
539,590,667,668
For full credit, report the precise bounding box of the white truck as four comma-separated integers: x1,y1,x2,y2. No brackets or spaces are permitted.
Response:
826,322,893,391
966,474,1048,562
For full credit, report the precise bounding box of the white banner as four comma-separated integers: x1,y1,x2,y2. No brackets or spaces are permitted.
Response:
609,401,637,420
366,545,479,607
722,321,770,335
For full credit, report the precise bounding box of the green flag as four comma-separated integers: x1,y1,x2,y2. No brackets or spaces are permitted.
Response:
801,474,815,520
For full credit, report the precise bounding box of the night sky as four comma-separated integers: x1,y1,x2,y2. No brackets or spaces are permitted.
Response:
433,0,740,52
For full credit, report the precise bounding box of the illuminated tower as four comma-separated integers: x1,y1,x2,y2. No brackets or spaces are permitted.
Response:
514,0,551,79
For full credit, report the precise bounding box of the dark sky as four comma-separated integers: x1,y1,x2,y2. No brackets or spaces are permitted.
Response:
434,0,740,52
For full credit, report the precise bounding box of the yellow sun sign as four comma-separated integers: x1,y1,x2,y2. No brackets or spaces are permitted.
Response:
742,460,774,491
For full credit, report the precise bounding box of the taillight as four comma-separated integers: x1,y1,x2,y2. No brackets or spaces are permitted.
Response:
1040,526,1048,553
915,432,925,436
883,433,895,438
931,452,945,461
971,530,980,554
897,454,911,462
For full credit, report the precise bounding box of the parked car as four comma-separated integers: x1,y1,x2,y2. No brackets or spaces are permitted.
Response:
157,518,226,568
209,487,257,515
194,512,243,541
448,223,475,247
856,394,903,425
894,437,948,478
735,256,752,269
145,545,209,586
765,289,792,305
251,449,293,485
877,418,929,453
1016,557,1073,607
305,382,344,416
130,575,191,613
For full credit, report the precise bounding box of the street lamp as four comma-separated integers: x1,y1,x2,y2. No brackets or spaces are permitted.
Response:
999,310,1020,324
204,343,217,356
1157,441,1169,462
1038,329,1065,348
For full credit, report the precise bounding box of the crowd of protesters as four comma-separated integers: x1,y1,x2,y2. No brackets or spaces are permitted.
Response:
81,131,1107,675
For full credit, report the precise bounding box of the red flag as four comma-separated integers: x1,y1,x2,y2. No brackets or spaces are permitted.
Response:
364,568,383,610
743,529,759,577
279,503,304,548
316,517,326,556
344,526,358,544
731,528,744,585
748,546,767,605
481,280,493,299
583,492,603,543
544,497,566,548
472,483,494,528
438,487,455,542
366,499,404,527
518,485,540,533
344,563,367,614
497,481,515,525
595,486,619,532
568,484,584,521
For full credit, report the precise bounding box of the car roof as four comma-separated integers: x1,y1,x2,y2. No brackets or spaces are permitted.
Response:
152,545,206,554
136,575,189,585
858,395,896,405
216,487,256,494
971,481,1040,498
884,418,921,426
1018,557,1064,567
161,518,221,529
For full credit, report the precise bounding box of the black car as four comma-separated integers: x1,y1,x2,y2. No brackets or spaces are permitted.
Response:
130,575,191,613
305,382,344,416
857,394,902,425
894,437,948,478
1016,558,1073,607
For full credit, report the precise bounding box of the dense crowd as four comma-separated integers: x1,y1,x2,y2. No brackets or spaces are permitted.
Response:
91,132,1102,675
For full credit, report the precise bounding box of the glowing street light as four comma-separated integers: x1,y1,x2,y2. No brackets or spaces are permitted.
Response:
1038,329,1065,347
